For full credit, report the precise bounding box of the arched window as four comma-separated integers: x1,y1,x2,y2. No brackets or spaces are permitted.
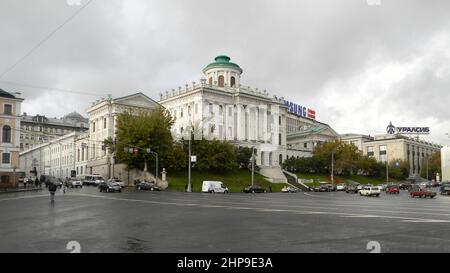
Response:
230,76,236,87
208,77,213,85
218,75,224,87
2,125,11,143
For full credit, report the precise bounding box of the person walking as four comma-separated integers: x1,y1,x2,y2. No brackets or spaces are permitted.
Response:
49,182,57,203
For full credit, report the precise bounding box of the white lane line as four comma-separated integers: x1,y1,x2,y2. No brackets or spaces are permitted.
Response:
69,193,450,223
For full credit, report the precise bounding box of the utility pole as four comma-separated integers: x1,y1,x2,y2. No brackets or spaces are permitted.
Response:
251,146,255,186
331,151,334,185
426,155,429,181
187,138,192,192
386,153,389,184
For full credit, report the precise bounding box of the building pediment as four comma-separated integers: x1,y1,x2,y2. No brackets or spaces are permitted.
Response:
114,93,160,109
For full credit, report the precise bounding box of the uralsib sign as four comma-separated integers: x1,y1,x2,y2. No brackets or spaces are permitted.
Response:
386,122,430,135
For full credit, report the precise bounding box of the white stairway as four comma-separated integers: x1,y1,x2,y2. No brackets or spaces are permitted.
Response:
258,166,288,183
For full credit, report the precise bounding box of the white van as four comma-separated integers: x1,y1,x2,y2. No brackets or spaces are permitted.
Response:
202,181,229,193
83,174,105,186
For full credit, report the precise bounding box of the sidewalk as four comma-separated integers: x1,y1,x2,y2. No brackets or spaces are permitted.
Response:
0,186,43,194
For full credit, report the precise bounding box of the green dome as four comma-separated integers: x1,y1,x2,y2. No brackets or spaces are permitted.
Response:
203,55,243,73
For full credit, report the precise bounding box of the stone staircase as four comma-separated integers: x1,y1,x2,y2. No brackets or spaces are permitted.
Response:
282,170,310,192
258,166,288,183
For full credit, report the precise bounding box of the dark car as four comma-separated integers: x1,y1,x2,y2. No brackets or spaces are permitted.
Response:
136,181,161,191
440,183,450,195
386,185,400,194
98,182,122,193
399,182,411,190
345,185,359,193
243,185,266,193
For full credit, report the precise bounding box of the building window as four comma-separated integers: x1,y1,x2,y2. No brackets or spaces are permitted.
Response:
304,143,307,148
367,146,374,157
218,75,224,87
278,133,282,145
2,153,11,164
1,175,9,184
2,125,12,143
188,106,191,116
379,145,387,155
92,122,96,132
104,117,107,129
219,105,223,115
180,108,183,118
208,77,212,85
209,103,213,114
228,107,232,117
230,76,236,87
4,104,12,115
279,116,282,125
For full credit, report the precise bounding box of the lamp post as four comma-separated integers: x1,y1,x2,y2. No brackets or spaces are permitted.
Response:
187,138,192,192
251,146,255,186
386,152,389,184
331,151,334,186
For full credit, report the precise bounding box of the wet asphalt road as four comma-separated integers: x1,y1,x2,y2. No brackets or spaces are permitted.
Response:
1,186,450,253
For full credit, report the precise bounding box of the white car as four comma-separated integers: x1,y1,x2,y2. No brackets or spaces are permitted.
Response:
336,184,346,191
69,178,83,188
359,186,381,197
94,179,105,186
202,181,229,193
281,186,298,193
108,178,124,188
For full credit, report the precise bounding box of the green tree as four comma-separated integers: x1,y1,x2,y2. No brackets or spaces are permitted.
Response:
235,146,253,169
313,140,362,176
420,152,441,180
105,107,175,173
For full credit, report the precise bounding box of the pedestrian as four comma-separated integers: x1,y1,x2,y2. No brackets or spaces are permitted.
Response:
62,180,67,194
48,182,57,203
23,177,28,189
269,186,272,193
35,177,41,189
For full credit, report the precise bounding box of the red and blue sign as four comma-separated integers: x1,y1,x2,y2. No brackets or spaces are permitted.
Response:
284,100,316,120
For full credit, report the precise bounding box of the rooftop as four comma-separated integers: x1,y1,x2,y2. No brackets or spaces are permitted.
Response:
203,55,243,74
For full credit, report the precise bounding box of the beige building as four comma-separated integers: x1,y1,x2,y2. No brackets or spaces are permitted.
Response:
342,133,441,177
0,89,24,188
20,112,88,151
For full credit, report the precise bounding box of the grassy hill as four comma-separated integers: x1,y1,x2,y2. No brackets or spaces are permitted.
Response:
166,169,288,193
296,173,398,187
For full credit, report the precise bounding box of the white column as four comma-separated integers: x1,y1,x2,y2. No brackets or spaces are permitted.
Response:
255,107,259,141
236,105,242,140
262,107,268,143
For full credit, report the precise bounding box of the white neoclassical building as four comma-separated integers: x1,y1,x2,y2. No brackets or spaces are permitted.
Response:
159,55,339,182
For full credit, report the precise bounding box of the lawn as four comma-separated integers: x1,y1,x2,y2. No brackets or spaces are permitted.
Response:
166,169,288,193
296,173,398,187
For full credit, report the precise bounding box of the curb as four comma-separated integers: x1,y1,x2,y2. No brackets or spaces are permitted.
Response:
0,188,43,194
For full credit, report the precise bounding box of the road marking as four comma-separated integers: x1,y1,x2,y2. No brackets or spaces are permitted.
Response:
69,193,450,223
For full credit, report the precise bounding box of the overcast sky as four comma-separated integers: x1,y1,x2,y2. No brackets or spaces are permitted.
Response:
1,0,449,145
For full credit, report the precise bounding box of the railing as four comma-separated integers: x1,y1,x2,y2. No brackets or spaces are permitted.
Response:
282,170,310,192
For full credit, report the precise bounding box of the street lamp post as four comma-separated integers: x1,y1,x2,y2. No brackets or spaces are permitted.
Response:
251,146,255,186
187,138,192,192
331,151,334,186
386,153,389,184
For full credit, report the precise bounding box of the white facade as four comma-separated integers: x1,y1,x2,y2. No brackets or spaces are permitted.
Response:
86,93,160,181
20,132,79,178
159,56,288,167
442,146,450,182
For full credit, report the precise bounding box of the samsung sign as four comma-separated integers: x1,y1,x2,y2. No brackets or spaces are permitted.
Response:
283,100,316,120
386,122,430,135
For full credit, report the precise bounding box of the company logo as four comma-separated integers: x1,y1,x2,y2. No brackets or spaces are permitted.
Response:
386,122,396,134
284,100,316,120
386,122,430,135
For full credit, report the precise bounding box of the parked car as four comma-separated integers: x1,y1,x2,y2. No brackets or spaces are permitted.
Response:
243,185,266,193
440,183,450,195
108,178,124,188
359,186,381,197
346,185,359,193
378,184,387,191
202,181,229,193
410,187,436,198
324,184,337,192
386,185,400,194
399,182,411,190
98,182,122,193
69,178,83,188
336,184,346,191
281,186,298,193
312,186,322,192
136,181,161,191
356,184,364,192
